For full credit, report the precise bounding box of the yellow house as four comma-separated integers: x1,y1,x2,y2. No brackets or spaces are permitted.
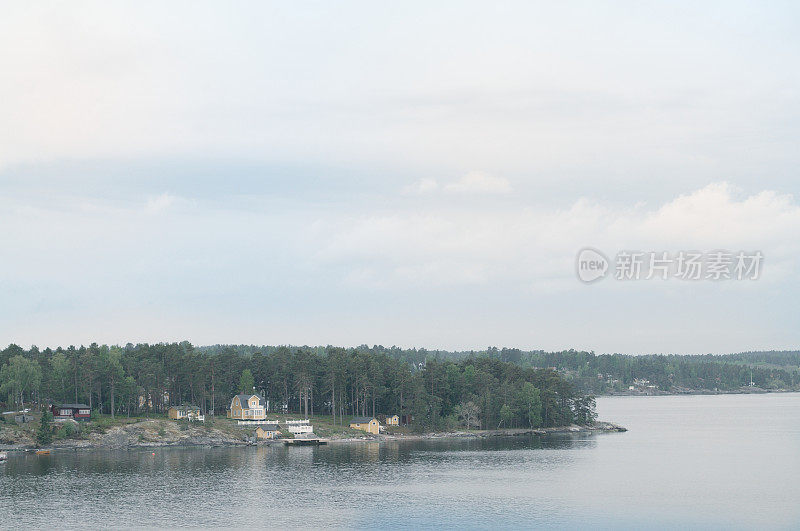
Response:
167,405,204,421
227,394,266,420
255,424,280,440
350,416,380,434
385,415,399,426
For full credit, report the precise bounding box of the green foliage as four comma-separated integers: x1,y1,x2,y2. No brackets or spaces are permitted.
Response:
37,410,53,446
50,352,70,403
0,342,605,431
239,369,255,394
55,421,76,440
572,396,597,425
0,355,42,407
515,382,543,428
157,426,166,437
499,404,513,428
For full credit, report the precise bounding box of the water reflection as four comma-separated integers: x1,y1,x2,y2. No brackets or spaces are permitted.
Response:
2,395,798,530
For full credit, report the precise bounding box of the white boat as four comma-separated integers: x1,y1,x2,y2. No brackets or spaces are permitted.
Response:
0,451,7,462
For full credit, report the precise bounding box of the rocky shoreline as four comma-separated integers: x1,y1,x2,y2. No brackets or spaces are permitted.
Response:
0,420,625,451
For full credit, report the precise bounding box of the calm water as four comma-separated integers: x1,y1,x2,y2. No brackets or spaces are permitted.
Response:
1,393,799,529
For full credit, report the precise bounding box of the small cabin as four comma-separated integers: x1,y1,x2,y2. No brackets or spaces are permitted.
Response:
227,394,266,421
167,405,204,422
385,415,400,426
52,404,91,421
350,416,380,434
255,424,280,440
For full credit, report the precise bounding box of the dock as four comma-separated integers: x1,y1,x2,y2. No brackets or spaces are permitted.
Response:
283,433,328,446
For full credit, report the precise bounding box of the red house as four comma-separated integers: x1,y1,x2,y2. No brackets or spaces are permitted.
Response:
52,403,91,421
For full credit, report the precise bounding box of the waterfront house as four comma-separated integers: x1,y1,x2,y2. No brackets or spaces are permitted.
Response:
385,415,400,426
255,424,281,440
350,416,380,434
227,394,266,421
167,405,204,422
51,404,91,421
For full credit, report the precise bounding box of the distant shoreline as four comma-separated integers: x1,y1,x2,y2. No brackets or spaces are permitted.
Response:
597,387,796,397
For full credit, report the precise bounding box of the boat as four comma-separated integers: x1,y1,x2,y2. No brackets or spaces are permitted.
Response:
0,451,7,462
35,449,51,455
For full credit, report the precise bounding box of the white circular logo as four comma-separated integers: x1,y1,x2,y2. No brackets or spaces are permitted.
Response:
576,247,609,283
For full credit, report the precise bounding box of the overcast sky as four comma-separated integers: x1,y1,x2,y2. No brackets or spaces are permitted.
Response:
1,1,799,354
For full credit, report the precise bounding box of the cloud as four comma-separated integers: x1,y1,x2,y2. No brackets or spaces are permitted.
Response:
2,180,799,352
444,171,512,194
403,178,439,195
316,182,800,290
402,172,511,196
145,193,177,213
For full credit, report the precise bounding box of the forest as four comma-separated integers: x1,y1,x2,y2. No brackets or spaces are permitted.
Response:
0,343,595,431
3,342,795,432
201,345,800,393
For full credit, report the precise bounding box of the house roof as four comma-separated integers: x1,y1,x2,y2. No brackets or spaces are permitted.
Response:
256,424,280,431
234,394,263,409
351,416,375,424
58,404,90,409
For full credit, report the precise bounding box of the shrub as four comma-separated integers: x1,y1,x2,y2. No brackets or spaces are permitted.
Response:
37,410,54,446
55,422,77,440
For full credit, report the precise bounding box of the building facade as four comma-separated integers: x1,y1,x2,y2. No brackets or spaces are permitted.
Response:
227,394,266,421
350,416,380,434
255,424,280,439
167,405,204,421
51,404,91,421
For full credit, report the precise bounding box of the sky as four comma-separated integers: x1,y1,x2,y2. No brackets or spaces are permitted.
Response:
1,1,799,354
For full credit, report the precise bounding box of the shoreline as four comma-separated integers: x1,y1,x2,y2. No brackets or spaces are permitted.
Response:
0,421,626,452
597,387,796,397
327,421,626,444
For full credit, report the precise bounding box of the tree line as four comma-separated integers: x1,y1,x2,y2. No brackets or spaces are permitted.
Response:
515,350,800,393
0,343,596,430
199,345,800,393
